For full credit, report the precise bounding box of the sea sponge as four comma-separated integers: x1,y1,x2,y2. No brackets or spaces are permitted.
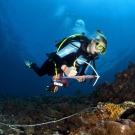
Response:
97,101,135,120
98,103,125,120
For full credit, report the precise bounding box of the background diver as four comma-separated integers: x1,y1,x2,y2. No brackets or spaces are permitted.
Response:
24,30,107,93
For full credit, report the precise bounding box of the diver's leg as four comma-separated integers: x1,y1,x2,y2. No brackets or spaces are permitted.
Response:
31,60,54,76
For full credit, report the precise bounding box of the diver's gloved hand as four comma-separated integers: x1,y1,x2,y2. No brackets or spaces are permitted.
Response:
76,78,86,83
61,65,77,77
89,76,96,84
24,60,32,68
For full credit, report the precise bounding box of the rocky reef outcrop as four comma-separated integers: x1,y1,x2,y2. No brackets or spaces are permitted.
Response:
0,61,135,134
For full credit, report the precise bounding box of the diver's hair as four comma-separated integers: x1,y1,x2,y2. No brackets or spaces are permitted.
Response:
91,30,107,47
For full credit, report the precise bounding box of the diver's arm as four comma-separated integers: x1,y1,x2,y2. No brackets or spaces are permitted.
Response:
61,64,77,76
58,42,81,76
80,63,88,75
82,53,99,75
83,58,99,76
79,60,94,75
84,62,91,75
61,65,67,70
52,42,81,67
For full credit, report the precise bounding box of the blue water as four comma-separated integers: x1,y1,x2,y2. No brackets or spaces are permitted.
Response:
0,0,135,96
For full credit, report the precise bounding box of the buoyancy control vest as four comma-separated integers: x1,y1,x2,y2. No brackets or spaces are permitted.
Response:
54,34,99,75
55,34,90,53
47,34,99,75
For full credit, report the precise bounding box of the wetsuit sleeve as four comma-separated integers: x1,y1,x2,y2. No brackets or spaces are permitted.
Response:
79,62,89,75
80,56,99,75
85,60,96,75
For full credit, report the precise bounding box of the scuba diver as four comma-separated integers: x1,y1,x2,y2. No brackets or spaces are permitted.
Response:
24,30,107,93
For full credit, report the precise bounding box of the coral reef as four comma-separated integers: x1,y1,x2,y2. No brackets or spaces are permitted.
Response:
91,61,135,105
0,61,135,134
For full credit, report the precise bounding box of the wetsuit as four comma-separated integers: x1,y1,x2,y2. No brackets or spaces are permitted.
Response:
31,36,99,77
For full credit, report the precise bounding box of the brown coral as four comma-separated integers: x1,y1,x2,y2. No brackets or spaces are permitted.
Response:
91,120,134,135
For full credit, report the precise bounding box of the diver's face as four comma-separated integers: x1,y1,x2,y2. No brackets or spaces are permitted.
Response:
87,40,106,54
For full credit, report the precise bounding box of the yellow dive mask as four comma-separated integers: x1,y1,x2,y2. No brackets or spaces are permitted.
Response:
95,42,106,54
